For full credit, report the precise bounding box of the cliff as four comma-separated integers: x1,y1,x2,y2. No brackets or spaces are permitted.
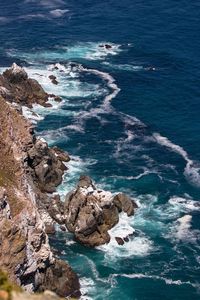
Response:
0,63,138,297
0,65,80,298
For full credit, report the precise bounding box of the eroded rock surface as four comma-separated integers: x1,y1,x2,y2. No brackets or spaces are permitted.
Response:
0,68,80,297
64,176,138,247
0,63,48,107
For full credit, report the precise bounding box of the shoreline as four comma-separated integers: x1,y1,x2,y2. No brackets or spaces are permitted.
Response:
0,63,138,298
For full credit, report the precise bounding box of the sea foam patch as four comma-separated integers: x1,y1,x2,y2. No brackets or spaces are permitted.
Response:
153,132,200,188
97,212,153,259
7,42,121,63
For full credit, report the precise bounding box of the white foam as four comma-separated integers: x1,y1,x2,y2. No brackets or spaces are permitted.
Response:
22,106,44,123
175,215,192,240
80,277,95,300
169,196,200,212
97,212,153,259
81,66,120,108
102,61,144,72
57,156,97,198
153,132,200,188
49,9,69,18
113,273,197,288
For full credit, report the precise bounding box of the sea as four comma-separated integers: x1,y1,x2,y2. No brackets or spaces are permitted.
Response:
0,1,200,299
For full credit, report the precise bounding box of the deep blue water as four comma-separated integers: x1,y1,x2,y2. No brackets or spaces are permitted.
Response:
1,1,200,299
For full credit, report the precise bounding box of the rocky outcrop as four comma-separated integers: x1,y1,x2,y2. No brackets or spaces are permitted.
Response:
0,269,75,300
64,176,137,247
0,63,49,107
0,70,80,297
27,139,69,193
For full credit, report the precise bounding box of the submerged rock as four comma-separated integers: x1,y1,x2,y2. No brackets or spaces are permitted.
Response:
115,237,124,245
49,75,58,85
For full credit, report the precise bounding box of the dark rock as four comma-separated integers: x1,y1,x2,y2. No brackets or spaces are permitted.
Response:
49,75,58,85
77,175,94,188
113,193,138,216
0,64,49,107
60,225,66,232
27,139,69,193
37,259,80,298
3,63,28,83
124,236,129,242
115,237,124,245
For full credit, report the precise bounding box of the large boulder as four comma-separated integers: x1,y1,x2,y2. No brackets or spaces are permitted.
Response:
3,63,28,84
27,139,68,193
64,176,137,247
113,193,138,216
36,259,80,298
0,64,49,107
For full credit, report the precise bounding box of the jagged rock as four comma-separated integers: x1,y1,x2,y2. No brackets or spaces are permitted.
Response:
49,75,58,85
113,193,138,216
60,225,66,232
115,237,124,245
124,236,129,242
64,176,136,247
0,93,79,297
0,64,49,107
45,223,56,235
3,63,28,83
27,139,67,193
37,259,80,298
47,195,65,225
52,147,70,163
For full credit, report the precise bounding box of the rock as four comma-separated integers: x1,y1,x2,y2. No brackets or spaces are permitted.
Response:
47,195,65,224
64,176,125,247
27,139,68,193
124,236,129,242
115,237,124,245
77,175,94,188
60,225,66,232
52,146,70,162
0,64,49,107
113,193,138,216
0,90,80,297
45,223,56,235
99,44,112,49
3,63,28,83
49,75,58,85
37,259,80,298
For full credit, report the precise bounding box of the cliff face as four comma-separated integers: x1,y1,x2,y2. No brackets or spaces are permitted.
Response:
0,63,138,297
0,66,80,298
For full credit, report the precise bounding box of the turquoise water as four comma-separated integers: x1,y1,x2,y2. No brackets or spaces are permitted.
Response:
0,0,200,299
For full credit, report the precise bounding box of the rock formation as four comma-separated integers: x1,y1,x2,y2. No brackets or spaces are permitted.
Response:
0,63,139,297
0,65,80,298
64,176,138,247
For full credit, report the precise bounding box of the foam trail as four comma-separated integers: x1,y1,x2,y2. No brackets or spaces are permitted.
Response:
176,215,192,240
102,61,144,72
153,133,200,187
81,66,120,108
112,273,198,288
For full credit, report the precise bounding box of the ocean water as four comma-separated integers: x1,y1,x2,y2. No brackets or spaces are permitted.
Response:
0,0,200,299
